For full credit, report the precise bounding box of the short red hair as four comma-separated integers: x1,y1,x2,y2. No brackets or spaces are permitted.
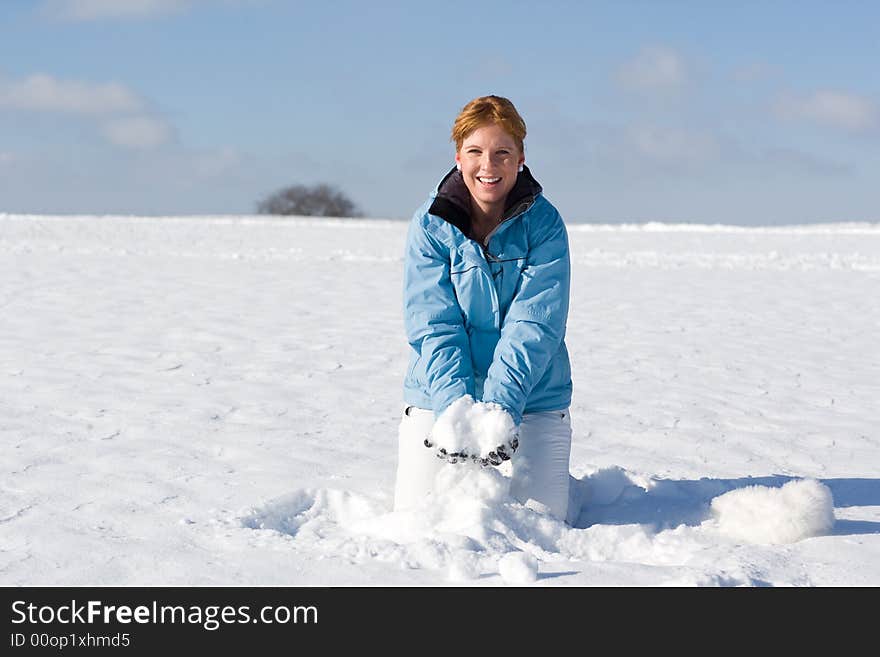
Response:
451,95,526,153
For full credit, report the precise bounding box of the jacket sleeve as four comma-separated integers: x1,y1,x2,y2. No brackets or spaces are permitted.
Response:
403,215,475,416
481,206,570,424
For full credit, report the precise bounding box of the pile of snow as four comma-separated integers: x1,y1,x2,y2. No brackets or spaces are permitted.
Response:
240,471,840,585
429,395,518,457
239,467,646,584
709,479,835,544
242,464,565,584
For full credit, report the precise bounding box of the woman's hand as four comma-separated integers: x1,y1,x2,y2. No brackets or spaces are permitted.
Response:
423,432,519,467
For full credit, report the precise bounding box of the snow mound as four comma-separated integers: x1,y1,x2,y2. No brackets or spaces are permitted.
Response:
238,472,839,583
238,465,710,583
709,478,835,544
239,466,567,582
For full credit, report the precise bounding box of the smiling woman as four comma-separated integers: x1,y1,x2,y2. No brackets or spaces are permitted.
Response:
454,123,525,243
394,95,575,523
451,97,526,243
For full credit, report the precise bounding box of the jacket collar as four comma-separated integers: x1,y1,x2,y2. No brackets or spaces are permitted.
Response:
428,165,543,238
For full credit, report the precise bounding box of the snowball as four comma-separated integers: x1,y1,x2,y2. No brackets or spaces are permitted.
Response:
430,395,516,456
710,478,835,544
498,551,539,584
447,553,480,582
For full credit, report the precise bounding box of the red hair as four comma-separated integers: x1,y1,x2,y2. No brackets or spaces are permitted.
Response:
451,95,526,152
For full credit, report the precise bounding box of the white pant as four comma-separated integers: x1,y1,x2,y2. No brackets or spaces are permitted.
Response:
393,405,572,522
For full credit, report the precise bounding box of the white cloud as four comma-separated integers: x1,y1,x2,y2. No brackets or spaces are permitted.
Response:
0,73,143,115
44,0,194,20
627,125,721,165
774,90,879,133
616,46,690,93
0,73,173,149
42,0,259,21
101,116,174,149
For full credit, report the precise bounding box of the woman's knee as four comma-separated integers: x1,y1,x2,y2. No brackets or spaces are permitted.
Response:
509,409,572,520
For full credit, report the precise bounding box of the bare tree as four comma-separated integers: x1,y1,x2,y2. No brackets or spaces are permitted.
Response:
256,183,363,217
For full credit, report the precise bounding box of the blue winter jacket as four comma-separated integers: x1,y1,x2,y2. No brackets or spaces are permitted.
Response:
402,165,572,425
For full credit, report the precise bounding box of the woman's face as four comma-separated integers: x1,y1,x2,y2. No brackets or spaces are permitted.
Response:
455,123,524,220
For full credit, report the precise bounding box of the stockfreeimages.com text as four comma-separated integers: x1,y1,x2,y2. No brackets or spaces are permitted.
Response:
11,599,317,631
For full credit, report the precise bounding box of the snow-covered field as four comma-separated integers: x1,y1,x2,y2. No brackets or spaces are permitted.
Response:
2,213,879,586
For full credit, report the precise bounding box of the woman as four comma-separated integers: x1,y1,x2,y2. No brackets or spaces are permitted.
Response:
394,95,574,523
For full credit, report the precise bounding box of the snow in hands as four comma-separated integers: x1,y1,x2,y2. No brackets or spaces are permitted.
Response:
424,395,519,466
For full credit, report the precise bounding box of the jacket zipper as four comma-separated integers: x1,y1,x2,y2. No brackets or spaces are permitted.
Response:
474,196,537,330
481,197,535,247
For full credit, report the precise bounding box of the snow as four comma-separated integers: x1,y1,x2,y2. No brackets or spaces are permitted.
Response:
429,395,518,458
709,478,835,545
498,551,539,584
1,212,879,587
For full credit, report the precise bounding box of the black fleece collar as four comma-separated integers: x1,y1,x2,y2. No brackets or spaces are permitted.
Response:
428,165,543,238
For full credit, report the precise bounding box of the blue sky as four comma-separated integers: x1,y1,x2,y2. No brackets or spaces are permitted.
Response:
1,0,878,224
